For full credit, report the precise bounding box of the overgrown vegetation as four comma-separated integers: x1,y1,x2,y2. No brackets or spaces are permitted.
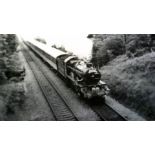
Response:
91,34,155,67
0,35,25,82
89,34,155,119
0,34,25,120
101,52,155,119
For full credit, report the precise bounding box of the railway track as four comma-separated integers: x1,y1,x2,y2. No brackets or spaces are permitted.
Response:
24,42,127,121
88,97,127,121
23,49,78,121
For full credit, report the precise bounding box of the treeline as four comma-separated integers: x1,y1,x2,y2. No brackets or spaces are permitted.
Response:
0,34,18,55
0,34,24,84
89,34,155,67
91,34,155,119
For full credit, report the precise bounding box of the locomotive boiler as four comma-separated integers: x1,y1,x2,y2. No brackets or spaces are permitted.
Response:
25,39,110,99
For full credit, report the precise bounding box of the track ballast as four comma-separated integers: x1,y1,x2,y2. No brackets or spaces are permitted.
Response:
23,49,77,121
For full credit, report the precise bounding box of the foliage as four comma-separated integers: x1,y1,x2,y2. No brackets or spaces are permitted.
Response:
101,52,155,119
91,34,155,67
91,34,125,67
90,34,155,119
0,34,24,84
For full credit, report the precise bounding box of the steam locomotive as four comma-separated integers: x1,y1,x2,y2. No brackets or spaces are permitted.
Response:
25,40,110,99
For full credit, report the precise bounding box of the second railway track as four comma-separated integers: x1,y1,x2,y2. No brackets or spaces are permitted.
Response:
23,47,78,121
88,97,127,121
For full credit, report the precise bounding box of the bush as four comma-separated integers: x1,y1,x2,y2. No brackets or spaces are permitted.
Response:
101,52,155,119
90,34,155,67
91,35,124,67
125,34,151,57
0,34,25,84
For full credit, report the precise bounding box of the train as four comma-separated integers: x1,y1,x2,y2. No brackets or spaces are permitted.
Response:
25,39,110,99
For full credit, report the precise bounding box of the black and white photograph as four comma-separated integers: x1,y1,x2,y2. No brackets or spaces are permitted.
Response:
1,1,155,155
0,34,155,121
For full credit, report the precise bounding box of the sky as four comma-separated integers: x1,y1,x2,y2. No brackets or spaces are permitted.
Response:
21,34,93,59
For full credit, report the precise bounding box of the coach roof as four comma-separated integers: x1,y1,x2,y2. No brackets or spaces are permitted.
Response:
29,39,68,59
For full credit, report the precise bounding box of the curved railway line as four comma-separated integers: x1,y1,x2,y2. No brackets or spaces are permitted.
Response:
23,42,127,121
